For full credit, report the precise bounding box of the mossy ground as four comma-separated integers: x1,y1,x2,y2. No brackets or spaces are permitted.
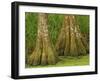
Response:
26,54,89,68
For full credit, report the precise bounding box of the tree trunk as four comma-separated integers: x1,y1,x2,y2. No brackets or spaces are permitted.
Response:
56,15,89,56
28,13,57,65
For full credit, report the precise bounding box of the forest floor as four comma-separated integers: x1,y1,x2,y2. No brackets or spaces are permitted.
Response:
26,54,89,68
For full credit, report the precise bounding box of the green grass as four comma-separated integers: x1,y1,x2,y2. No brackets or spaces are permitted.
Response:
26,55,89,68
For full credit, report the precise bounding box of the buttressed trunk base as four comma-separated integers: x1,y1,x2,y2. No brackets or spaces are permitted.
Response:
56,15,89,56
28,13,57,65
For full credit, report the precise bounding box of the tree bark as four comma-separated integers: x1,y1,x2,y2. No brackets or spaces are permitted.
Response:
56,15,89,56
28,13,58,65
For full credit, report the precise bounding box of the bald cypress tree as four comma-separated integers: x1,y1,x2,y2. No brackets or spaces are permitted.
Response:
56,15,89,56
28,13,57,65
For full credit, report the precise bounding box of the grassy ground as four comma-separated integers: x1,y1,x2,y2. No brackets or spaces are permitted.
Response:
26,55,89,68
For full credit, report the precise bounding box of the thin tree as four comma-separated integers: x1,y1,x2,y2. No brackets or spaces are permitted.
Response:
28,13,58,65
56,15,89,56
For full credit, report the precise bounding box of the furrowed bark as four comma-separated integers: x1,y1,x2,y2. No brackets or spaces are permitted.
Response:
56,15,89,56
28,13,57,65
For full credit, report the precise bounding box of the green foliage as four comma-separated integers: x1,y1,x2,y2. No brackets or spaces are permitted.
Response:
77,15,89,33
25,13,38,56
48,14,64,45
